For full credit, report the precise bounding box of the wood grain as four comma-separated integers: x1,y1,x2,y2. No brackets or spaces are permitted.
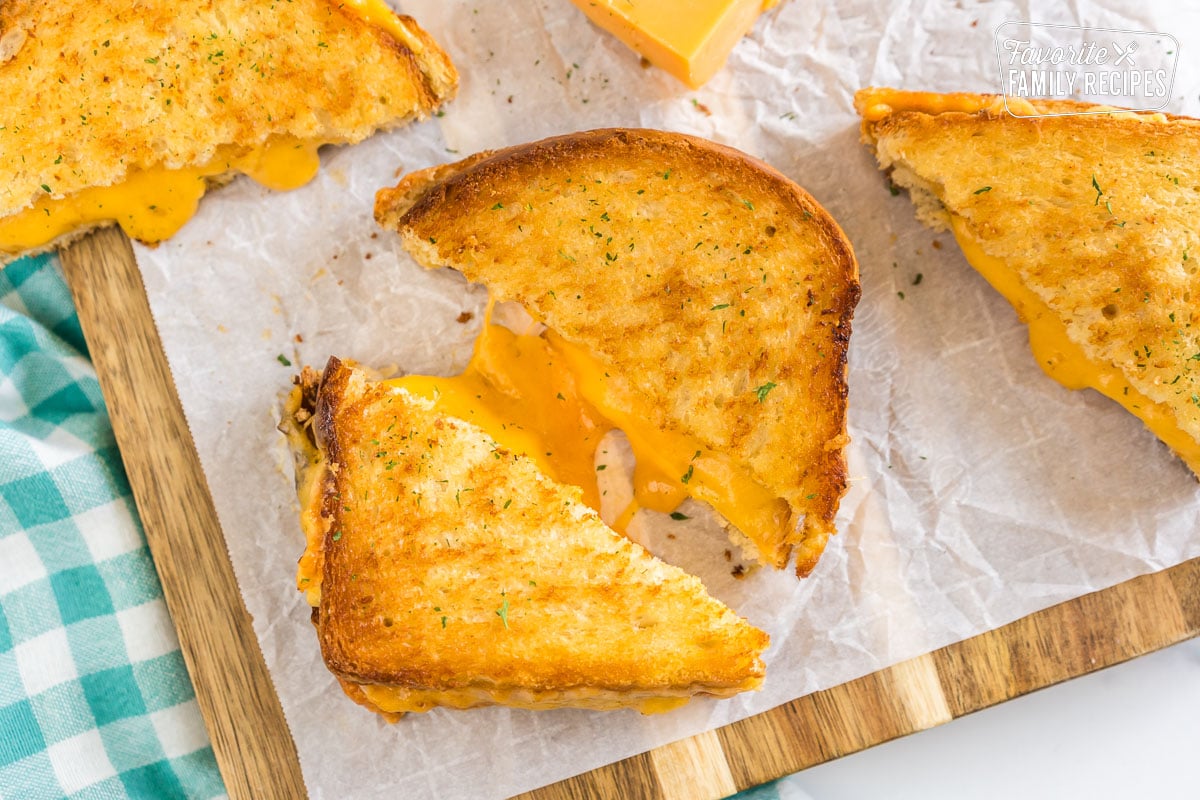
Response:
650,731,737,800
60,226,1200,800
522,557,1200,799
60,228,307,800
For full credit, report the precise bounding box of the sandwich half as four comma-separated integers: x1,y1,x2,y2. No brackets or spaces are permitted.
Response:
0,0,456,261
375,128,861,577
281,359,769,717
856,88,1200,478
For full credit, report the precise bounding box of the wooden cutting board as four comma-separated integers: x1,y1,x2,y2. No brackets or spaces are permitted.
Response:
59,226,1200,800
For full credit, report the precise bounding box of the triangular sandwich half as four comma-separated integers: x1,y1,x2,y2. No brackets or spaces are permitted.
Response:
856,88,1200,477
0,0,456,261
374,128,861,577
281,359,769,717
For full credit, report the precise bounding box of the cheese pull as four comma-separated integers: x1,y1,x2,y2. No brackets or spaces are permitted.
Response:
389,320,792,561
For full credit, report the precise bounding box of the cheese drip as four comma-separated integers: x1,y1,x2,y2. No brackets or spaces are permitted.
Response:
389,319,791,553
856,88,1038,122
0,136,323,254
949,215,1200,474
388,323,613,510
340,0,425,51
360,683,694,715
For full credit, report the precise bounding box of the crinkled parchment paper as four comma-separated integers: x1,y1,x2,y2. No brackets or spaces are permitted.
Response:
133,1,1200,797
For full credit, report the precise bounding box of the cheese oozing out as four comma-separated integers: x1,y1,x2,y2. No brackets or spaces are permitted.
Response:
856,88,1038,122
0,137,324,255
856,87,1175,124
0,0,417,256
387,315,791,554
359,683,694,716
339,0,432,55
949,216,1200,474
281,384,332,608
569,0,777,88
389,322,614,511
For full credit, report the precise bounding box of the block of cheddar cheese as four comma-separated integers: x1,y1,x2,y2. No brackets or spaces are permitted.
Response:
569,0,775,88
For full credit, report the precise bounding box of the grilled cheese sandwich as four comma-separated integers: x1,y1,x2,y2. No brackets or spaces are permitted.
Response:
375,128,860,577
857,88,1200,477
0,0,455,261
281,360,769,717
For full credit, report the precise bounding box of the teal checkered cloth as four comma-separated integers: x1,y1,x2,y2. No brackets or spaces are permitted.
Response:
0,254,225,799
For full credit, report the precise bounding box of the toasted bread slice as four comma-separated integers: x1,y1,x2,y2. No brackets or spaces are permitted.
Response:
856,88,1200,477
374,128,860,577
0,0,455,261
280,358,769,716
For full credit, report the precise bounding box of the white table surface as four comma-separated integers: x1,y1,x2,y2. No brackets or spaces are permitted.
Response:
771,636,1200,798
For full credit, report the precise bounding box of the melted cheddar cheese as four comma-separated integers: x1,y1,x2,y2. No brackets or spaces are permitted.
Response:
949,216,1200,474
281,386,331,606
388,320,791,548
856,88,1041,122
340,0,422,49
388,323,613,510
857,88,1180,124
0,137,323,254
545,331,791,545
360,683,693,715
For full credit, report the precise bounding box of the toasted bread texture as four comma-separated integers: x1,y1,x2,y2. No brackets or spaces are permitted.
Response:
856,88,1200,477
0,0,455,257
375,128,860,577
284,358,768,715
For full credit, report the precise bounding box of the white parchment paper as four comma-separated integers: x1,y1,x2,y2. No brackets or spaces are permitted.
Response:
134,1,1200,797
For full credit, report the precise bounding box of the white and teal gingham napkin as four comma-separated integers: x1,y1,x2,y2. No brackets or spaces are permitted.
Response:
0,253,224,799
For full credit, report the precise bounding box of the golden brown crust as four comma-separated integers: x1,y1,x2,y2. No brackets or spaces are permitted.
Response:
375,128,860,576
857,88,1200,475
306,358,768,706
0,0,456,223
